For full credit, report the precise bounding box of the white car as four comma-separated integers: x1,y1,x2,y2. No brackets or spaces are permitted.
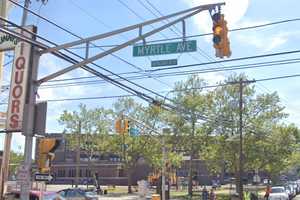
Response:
269,186,289,200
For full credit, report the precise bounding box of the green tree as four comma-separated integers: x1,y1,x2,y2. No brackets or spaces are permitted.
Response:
58,103,113,187
168,75,211,197
111,97,162,193
9,151,24,177
201,73,288,189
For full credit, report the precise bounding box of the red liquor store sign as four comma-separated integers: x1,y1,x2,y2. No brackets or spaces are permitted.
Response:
6,27,34,131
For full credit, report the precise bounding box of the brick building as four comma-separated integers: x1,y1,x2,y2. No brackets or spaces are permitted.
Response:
36,134,150,185
36,134,252,186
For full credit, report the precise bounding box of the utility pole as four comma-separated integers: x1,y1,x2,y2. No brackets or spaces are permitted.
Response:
188,115,195,198
238,78,244,200
20,1,40,199
162,136,166,200
0,1,13,198
75,121,81,188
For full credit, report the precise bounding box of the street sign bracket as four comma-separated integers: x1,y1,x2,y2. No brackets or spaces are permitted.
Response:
182,20,186,41
139,26,146,46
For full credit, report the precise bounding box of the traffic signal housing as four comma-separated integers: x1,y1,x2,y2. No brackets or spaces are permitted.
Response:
115,118,130,134
115,118,123,134
37,138,60,173
124,119,130,134
212,13,231,58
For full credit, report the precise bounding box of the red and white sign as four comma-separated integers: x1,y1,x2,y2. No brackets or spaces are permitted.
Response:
6,26,34,131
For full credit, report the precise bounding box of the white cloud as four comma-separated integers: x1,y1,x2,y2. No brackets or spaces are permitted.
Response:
236,32,289,52
200,72,225,84
265,36,287,52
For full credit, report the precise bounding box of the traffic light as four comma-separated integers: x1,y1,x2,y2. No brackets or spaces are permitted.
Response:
115,118,130,134
115,118,123,134
37,138,60,173
124,119,130,134
212,13,231,58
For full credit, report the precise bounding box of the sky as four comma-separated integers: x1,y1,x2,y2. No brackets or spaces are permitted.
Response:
1,0,300,152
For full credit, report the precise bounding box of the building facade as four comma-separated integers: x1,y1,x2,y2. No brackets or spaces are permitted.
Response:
35,134,260,186
36,134,150,185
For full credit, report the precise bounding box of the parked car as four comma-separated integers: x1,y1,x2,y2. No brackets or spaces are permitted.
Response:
284,184,295,199
289,181,300,194
4,190,65,200
269,186,289,200
58,188,98,200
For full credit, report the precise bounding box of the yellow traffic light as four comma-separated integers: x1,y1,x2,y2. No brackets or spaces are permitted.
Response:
37,138,60,173
212,13,231,58
115,118,123,134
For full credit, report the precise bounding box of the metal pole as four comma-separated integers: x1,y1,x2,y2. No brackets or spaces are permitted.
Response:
188,115,195,198
21,0,30,26
162,135,166,200
20,43,40,200
75,121,81,188
19,1,36,199
238,78,244,200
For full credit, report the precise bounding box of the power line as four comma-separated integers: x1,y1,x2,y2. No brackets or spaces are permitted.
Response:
115,0,291,100
0,15,173,104
140,0,278,100
3,56,300,90
68,17,300,48
38,57,300,89
0,17,232,126
8,0,172,89
146,49,300,72
1,72,300,104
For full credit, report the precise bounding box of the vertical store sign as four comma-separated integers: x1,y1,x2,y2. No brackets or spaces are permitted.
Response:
6,26,34,131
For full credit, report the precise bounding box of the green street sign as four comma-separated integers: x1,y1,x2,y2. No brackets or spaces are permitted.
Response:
151,59,178,67
133,40,197,57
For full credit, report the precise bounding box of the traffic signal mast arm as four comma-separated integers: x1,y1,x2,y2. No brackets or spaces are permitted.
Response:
37,2,225,84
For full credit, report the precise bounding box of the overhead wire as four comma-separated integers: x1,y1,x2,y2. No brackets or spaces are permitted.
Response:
67,18,300,48
140,0,298,100
135,0,205,64
5,1,298,125
3,56,300,90
0,14,173,104
146,49,300,72
0,18,233,126
38,57,300,89
123,0,284,105
66,0,172,88
1,73,299,103
9,0,172,88
143,0,217,63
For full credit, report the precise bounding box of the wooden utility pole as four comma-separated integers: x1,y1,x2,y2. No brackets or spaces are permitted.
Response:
75,121,81,187
0,1,12,198
188,115,195,198
238,78,244,200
